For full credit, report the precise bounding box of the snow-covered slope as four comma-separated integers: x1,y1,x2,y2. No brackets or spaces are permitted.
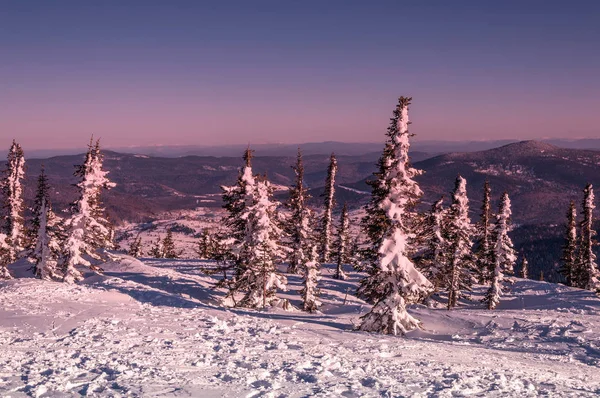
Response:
1,257,599,397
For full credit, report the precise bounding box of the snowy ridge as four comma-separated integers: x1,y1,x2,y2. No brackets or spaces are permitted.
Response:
1,256,599,396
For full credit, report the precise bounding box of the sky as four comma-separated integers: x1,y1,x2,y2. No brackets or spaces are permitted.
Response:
1,0,599,150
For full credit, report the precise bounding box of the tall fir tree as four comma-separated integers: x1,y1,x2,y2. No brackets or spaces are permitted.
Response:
320,153,337,263
560,201,578,286
358,97,433,335
30,168,64,280
483,192,516,310
474,181,493,284
301,244,321,312
1,140,26,263
579,184,600,291
221,148,256,270
285,148,313,274
333,203,350,280
62,138,116,283
445,176,476,309
230,177,288,308
418,197,447,289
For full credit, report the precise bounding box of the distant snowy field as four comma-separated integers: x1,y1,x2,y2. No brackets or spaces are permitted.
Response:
1,256,599,397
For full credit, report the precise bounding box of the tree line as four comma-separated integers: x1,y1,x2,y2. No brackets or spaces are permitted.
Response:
1,98,599,336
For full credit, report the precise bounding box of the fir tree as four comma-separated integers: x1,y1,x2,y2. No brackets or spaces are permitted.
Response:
149,236,164,258
579,184,600,292
162,229,178,259
286,148,313,274
1,140,26,262
333,203,350,280
62,138,116,282
483,192,516,310
358,97,433,335
30,168,64,280
128,234,144,258
520,255,529,279
474,180,493,284
221,148,256,252
230,177,288,308
301,245,321,312
358,98,424,303
196,228,214,259
418,197,447,289
320,153,337,263
560,201,578,286
0,235,10,279
445,176,476,309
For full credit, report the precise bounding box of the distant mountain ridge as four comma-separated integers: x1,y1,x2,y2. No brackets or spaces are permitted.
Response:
5,137,600,159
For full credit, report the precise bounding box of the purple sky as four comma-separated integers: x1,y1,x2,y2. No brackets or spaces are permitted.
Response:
1,1,599,150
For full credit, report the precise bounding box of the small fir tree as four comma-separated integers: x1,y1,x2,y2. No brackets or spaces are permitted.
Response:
560,201,578,286
128,234,144,258
320,153,337,263
474,181,494,284
0,235,10,279
445,176,476,309
30,168,64,280
162,229,178,259
333,203,350,280
418,197,447,289
285,148,313,274
520,255,529,279
483,192,516,310
1,140,26,262
149,236,164,258
301,245,321,312
579,184,600,291
62,138,115,283
358,97,433,335
196,228,215,259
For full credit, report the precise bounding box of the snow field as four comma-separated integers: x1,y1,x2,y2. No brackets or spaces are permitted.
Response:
0,257,599,397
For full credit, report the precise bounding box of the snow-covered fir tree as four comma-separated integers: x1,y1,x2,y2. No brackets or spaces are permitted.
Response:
445,176,476,310
333,203,350,280
358,98,424,304
560,201,578,286
579,184,600,292
358,97,433,335
320,153,337,263
418,197,447,289
128,234,143,258
474,180,493,284
62,139,116,283
301,244,321,312
1,140,26,263
162,229,178,259
483,192,516,310
221,149,256,254
230,177,287,308
285,148,313,274
520,255,529,279
30,168,64,280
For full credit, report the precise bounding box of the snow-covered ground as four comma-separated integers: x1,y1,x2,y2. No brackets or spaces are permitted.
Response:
1,256,599,397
